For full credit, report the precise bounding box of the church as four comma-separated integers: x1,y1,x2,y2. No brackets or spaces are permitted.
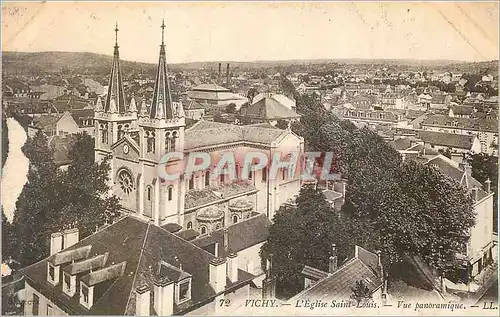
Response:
94,22,304,236
21,22,305,316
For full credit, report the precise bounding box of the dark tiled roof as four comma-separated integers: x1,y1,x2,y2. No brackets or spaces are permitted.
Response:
185,181,257,210
241,96,300,120
292,258,382,301
290,246,383,302
389,138,413,151
425,155,489,201
191,213,271,258
176,229,200,241
421,114,498,133
450,105,475,116
418,130,476,150
48,135,77,166
70,108,94,126
161,223,183,233
21,216,254,315
31,114,59,132
301,265,329,280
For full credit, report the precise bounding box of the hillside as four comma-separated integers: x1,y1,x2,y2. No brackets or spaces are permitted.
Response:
2,51,157,76
2,51,498,76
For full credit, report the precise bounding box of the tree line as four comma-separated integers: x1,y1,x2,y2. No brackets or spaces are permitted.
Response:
261,78,476,298
2,131,120,266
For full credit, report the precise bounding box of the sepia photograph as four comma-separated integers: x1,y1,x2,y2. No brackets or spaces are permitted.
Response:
0,1,498,316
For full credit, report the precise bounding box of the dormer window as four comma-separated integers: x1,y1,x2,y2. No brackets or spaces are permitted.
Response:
81,284,89,302
47,262,59,286
79,282,93,309
62,271,77,297
176,279,192,304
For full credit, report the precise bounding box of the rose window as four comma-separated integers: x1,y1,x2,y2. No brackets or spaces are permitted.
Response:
118,170,133,194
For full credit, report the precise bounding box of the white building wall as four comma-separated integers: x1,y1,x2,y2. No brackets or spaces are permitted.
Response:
24,281,68,316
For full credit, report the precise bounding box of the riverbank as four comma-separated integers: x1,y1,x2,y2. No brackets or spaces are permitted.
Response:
1,117,30,223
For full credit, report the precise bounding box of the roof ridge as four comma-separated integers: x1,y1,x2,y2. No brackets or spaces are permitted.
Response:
20,217,128,273
289,257,359,301
123,222,151,314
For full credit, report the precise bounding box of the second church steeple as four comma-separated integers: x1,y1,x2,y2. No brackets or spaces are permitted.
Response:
149,19,174,119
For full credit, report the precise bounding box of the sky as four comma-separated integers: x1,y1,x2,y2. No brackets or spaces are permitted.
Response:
2,1,499,64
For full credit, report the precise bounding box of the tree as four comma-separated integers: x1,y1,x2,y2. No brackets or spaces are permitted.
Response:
11,132,120,266
350,280,372,304
2,208,14,261
438,147,452,159
269,75,476,289
276,119,289,130
57,132,120,237
12,131,59,265
225,103,236,114
2,116,9,167
469,153,498,232
260,185,345,298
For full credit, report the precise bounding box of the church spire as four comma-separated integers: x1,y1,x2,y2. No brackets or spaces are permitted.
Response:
105,22,126,114
150,19,174,119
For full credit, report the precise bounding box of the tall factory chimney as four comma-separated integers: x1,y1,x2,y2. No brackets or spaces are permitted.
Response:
226,63,230,87
218,63,222,84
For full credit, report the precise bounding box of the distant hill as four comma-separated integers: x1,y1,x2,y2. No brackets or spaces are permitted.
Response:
2,51,498,76
2,51,157,76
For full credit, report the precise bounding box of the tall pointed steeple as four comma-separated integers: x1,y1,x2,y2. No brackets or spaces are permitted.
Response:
105,22,126,114
150,19,174,119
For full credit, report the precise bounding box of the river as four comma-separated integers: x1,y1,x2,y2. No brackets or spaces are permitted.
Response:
1,117,29,223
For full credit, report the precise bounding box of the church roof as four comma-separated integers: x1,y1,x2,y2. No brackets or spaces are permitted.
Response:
184,120,292,150
191,213,271,257
104,25,127,114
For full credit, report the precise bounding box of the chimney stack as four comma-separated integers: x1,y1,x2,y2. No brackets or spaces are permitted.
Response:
50,232,63,256
226,63,230,87
329,244,338,273
223,229,229,254
485,178,491,194
218,63,222,83
262,254,276,300
153,277,174,316
136,285,151,316
440,273,447,295
472,186,479,202
63,228,79,250
214,242,219,257
209,258,227,293
227,253,239,283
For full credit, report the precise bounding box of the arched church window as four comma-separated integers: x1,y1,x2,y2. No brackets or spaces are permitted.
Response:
100,124,108,144
219,173,225,184
171,131,178,152
168,186,173,201
118,170,133,195
187,222,193,229
146,132,155,153
200,226,207,235
146,186,152,201
165,132,171,151
189,175,194,190
233,215,238,224
205,171,210,187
